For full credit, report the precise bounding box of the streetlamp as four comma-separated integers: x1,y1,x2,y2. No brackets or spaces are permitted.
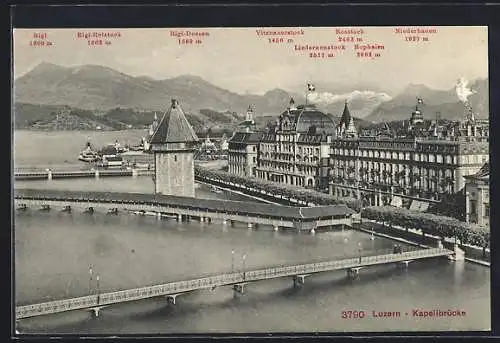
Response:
96,274,101,305
231,249,235,273
88,265,93,294
358,242,362,264
242,253,247,280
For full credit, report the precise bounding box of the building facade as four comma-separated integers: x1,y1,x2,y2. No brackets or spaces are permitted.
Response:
329,100,489,210
227,132,261,177
464,162,490,227
256,99,335,191
227,106,261,177
150,99,199,197
226,97,489,219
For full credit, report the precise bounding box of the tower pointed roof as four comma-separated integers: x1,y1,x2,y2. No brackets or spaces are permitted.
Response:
339,100,352,127
150,99,199,144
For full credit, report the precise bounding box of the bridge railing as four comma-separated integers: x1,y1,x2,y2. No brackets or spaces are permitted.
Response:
16,248,452,319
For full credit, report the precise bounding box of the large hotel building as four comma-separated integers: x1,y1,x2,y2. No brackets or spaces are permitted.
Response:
228,97,489,221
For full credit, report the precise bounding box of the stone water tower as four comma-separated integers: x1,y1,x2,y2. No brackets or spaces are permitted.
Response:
149,99,199,197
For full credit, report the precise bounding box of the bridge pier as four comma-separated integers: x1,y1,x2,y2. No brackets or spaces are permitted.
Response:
292,275,308,288
273,225,279,232
247,223,253,230
166,294,180,305
233,283,246,295
347,267,362,278
47,170,52,180
89,306,107,318
230,220,235,227
62,205,72,213
206,217,212,224
222,219,227,225
399,260,413,269
95,170,100,179
310,228,316,235
156,212,162,219
40,205,50,212
199,216,205,223
107,208,119,215
449,244,465,261
177,214,182,221
85,207,95,214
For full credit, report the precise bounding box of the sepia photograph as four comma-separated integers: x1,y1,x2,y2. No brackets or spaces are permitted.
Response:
12,26,490,334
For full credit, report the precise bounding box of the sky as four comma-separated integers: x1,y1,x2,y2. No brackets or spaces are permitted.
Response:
13,26,488,95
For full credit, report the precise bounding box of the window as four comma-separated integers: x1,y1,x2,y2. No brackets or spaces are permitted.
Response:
484,204,490,217
253,147,256,152
253,157,256,163
174,155,177,162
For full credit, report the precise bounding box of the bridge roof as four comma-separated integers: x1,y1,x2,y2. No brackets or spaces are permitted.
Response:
14,189,354,220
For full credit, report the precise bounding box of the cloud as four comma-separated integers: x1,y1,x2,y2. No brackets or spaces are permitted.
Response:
307,90,392,104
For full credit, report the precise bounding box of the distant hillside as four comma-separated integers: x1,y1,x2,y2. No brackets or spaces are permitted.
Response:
14,63,388,124
14,63,299,118
366,79,489,122
13,103,120,131
13,103,235,132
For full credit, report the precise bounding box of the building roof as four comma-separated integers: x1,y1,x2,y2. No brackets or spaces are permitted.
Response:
14,188,355,221
150,99,199,144
465,162,489,180
228,132,262,144
276,104,336,134
338,101,352,128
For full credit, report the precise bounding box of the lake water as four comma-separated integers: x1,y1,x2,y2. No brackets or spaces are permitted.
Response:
13,131,491,334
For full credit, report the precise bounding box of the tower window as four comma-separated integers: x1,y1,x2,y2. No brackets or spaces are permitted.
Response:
174,155,177,162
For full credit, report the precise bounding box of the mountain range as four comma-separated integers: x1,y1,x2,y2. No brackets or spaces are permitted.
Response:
14,62,489,127
366,80,489,122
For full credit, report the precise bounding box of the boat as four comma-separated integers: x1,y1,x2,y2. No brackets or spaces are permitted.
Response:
130,137,150,152
97,144,125,169
112,140,129,154
78,142,100,163
211,185,223,194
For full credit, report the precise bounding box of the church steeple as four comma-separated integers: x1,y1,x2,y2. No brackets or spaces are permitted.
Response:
410,98,425,126
246,105,254,121
337,100,358,138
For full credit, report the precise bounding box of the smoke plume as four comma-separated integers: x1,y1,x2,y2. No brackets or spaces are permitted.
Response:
455,77,476,103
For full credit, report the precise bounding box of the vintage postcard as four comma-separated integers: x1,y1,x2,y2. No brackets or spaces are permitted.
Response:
13,26,490,334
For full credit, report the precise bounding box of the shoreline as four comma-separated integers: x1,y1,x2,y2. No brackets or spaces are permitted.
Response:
355,225,490,267
14,164,490,268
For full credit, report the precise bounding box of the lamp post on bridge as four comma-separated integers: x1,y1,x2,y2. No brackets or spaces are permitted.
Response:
358,242,362,264
231,249,235,273
89,265,93,295
96,274,101,305
242,253,247,281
